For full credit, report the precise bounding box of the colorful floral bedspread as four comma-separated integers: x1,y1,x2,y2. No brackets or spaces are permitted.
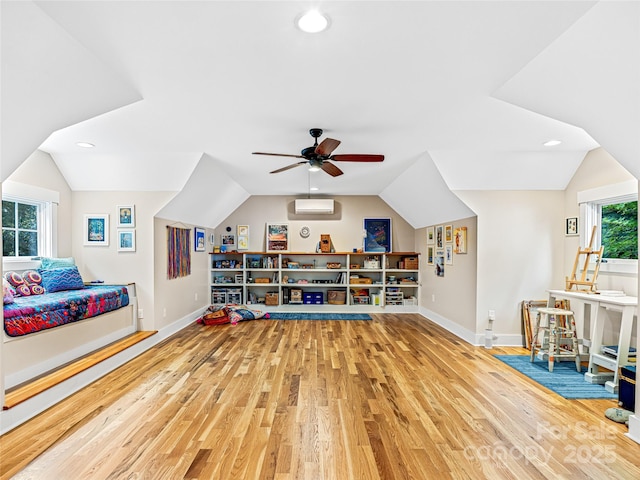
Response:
3,285,129,337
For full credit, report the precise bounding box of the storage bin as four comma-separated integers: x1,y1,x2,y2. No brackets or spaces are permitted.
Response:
265,292,279,306
403,256,419,269
327,290,346,305
303,292,323,304
619,366,636,411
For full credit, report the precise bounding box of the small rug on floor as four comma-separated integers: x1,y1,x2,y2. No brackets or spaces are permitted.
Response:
267,312,371,320
494,355,617,400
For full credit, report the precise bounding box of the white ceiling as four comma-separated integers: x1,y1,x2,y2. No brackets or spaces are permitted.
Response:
2,1,638,225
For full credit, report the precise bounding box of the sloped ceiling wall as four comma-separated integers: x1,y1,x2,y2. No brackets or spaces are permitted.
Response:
0,1,141,181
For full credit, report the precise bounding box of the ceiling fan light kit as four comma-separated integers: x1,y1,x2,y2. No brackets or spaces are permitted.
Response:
253,128,384,178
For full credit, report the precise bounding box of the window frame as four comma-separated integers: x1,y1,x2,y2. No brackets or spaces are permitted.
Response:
578,180,638,275
2,181,58,270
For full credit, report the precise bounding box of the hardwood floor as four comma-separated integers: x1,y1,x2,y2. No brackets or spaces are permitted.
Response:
1,314,638,479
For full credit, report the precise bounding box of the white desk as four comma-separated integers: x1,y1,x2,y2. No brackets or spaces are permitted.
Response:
548,289,637,393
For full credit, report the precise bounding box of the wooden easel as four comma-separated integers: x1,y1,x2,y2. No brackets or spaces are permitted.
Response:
565,225,603,293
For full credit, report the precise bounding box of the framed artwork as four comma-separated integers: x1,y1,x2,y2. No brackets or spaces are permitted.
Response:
194,227,206,252
427,226,435,245
435,252,445,277
117,230,136,252
266,223,289,252
445,225,453,243
454,227,467,254
565,217,579,236
445,244,453,265
436,225,444,249
427,246,434,265
363,218,392,253
117,205,135,228
84,214,109,246
237,225,249,251
222,234,235,246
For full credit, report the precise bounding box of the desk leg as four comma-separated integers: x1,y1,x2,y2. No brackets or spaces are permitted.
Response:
603,305,634,394
587,304,606,376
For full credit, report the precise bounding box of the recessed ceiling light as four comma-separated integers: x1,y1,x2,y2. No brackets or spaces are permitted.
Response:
310,187,319,191
76,142,95,148
543,139,562,147
296,10,330,33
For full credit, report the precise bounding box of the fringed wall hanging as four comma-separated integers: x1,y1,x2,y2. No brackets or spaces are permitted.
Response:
167,225,191,279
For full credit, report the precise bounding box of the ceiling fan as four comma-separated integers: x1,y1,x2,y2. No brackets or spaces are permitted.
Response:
252,128,384,177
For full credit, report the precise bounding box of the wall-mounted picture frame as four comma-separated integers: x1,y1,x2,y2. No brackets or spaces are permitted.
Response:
435,252,445,277
565,217,579,236
117,229,136,252
364,218,392,253
427,246,434,265
427,226,435,245
445,244,453,265
436,225,444,249
194,227,205,252
222,234,235,246
237,225,249,251
84,214,109,246
117,205,135,228
454,226,467,254
445,224,453,243
266,223,289,252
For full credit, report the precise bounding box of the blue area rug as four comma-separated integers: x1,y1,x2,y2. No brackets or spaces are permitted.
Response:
267,312,371,320
495,355,617,400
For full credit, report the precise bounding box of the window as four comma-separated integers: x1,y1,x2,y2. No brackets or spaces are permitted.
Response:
579,180,638,272
2,199,41,257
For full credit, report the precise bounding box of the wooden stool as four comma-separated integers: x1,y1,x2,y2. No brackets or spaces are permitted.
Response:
530,307,581,373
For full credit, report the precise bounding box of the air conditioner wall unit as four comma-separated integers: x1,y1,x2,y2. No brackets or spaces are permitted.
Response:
294,199,335,214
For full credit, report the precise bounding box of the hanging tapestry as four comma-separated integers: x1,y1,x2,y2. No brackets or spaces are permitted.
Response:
167,226,191,279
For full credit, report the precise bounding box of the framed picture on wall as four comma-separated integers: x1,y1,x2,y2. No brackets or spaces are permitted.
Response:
222,234,235,246
436,225,444,249
266,223,289,252
445,225,453,243
363,218,392,253
117,205,135,228
194,227,206,252
84,214,109,246
117,229,136,252
427,246,434,265
427,226,435,245
445,244,453,265
454,226,467,254
237,225,249,251
565,217,579,236
435,252,445,277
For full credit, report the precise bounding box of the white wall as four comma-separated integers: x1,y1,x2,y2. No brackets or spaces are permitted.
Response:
71,191,175,330
455,190,565,344
153,217,211,331
417,217,478,339
212,196,416,254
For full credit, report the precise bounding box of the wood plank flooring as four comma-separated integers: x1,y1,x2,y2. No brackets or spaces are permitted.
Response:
1,314,639,479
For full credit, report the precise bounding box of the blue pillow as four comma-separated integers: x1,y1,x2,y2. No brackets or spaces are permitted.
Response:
39,266,85,293
40,257,76,269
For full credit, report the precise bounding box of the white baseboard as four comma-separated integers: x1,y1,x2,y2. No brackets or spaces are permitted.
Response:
0,308,203,435
418,306,525,347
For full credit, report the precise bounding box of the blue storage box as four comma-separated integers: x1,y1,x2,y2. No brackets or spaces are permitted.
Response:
619,366,636,412
303,292,323,304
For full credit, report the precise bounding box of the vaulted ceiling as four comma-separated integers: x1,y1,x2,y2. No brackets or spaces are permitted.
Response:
2,1,638,228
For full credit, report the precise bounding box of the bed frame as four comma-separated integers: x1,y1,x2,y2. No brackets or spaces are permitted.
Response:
3,284,138,389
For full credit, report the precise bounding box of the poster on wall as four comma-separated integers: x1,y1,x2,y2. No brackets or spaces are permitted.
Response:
194,227,205,252
427,246,434,265
454,227,467,254
363,218,392,253
266,223,289,251
436,225,444,249
435,252,445,277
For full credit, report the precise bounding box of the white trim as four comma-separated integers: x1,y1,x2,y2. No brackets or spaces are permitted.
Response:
577,179,637,204
2,181,60,204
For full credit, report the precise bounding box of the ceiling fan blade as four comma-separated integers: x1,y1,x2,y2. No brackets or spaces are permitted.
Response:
269,161,307,174
315,138,341,156
330,154,385,162
253,152,305,159
320,161,343,177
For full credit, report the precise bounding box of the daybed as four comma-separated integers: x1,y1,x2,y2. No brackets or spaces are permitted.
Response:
3,262,137,389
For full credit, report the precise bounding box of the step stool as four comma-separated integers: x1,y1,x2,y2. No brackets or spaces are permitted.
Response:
530,307,581,373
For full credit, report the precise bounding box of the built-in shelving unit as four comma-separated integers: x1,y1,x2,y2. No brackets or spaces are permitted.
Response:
209,252,420,312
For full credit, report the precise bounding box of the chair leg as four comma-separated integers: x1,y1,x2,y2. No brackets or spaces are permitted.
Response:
548,314,556,373
530,312,541,362
569,314,581,372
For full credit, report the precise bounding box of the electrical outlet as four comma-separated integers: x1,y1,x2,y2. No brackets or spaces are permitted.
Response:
194,292,198,301
488,309,496,320
432,294,436,302
138,308,144,319
163,308,167,317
